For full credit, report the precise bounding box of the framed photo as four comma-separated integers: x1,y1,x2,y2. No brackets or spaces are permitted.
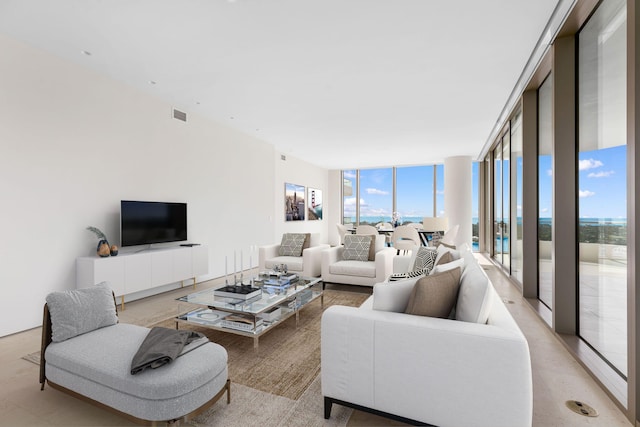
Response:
285,183,305,221
307,188,323,220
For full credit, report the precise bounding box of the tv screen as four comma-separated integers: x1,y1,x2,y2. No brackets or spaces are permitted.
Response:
120,200,187,247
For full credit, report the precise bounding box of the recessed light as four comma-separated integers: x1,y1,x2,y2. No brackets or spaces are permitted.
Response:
81,50,92,56
230,116,235,120
196,101,201,105
148,80,156,85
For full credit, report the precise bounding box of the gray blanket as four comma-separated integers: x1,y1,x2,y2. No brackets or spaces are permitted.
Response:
130,326,208,375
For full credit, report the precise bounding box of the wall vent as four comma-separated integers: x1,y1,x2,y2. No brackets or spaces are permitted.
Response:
173,108,187,122
281,155,286,161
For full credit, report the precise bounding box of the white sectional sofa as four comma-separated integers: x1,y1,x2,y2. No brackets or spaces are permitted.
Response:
321,247,532,427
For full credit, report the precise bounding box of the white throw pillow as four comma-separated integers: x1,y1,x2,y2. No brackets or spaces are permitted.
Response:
430,257,465,275
456,264,494,324
434,244,460,265
372,277,422,312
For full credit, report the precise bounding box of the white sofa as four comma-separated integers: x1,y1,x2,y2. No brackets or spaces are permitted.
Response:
321,248,532,427
321,234,396,286
259,233,329,277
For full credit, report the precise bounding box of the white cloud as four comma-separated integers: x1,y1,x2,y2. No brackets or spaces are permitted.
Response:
365,188,389,195
517,205,523,212
540,208,549,213
579,190,596,198
587,170,614,178
436,190,445,195
578,158,603,171
343,171,356,179
546,169,553,177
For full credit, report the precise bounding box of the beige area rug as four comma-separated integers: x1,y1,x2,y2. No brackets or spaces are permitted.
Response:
154,288,369,401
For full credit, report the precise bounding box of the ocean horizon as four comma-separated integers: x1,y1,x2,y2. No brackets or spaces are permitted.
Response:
352,216,628,226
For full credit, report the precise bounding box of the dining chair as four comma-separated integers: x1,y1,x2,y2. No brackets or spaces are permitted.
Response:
391,225,421,255
355,224,378,235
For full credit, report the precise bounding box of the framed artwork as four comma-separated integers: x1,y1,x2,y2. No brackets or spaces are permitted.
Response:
307,188,323,220
285,183,305,221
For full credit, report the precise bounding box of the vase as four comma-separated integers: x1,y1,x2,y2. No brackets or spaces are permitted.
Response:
97,240,111,257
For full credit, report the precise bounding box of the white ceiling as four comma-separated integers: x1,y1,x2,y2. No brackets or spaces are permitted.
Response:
0,0,560,170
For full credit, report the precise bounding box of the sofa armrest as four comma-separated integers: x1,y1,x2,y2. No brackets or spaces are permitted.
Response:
321,306,532,427
302,244,330,277
392,255,412,274
321,246,343,276
258,244,280,270
374,248,396,282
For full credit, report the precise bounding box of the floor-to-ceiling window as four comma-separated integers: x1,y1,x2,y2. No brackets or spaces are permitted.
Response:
511,110,523,283
577,0,627,377
493,128,510,268
435,164,445,217
538,74,553,309
472,161,480,252
358,168,393,225
342,165,444,226
342,170,357,225
396,165,435,225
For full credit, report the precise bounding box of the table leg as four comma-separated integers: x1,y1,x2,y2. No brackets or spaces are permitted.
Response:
253,336,259,350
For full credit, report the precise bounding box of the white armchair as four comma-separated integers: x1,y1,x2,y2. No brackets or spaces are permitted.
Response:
321,234,395,286
259,233,329,278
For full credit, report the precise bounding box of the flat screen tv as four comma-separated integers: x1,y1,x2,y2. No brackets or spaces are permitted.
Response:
120,200,187,247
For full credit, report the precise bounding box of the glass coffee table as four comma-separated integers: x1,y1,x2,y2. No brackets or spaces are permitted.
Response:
175,277,323,349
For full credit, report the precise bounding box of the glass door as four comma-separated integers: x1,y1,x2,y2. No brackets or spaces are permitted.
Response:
493,145,503,263
492,129,510,269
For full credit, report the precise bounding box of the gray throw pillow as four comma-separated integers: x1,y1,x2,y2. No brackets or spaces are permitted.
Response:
405,267,462,318
343,234,372,261
413,246,437,273
278,233,307,256
46,282,118,342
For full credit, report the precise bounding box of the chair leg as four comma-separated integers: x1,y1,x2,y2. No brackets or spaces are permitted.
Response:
324,396,333,419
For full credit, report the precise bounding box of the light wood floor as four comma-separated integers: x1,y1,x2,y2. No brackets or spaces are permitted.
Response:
0,258,633,426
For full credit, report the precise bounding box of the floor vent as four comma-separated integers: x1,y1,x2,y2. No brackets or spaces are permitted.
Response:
173,108,187,122
565,400,598,417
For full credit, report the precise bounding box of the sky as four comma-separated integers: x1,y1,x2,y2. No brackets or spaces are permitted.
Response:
538,145,627,219
344,143,626,225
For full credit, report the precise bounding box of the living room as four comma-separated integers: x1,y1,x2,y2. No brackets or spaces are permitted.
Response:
1,1,639,426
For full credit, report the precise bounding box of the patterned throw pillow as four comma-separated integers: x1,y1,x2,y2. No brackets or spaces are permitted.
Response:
278,233,307,257
388,269,427,282
413,246,437,274
343,234,372,261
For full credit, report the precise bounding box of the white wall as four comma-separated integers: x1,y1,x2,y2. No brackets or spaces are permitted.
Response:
0,34,328,337
272,152,329,244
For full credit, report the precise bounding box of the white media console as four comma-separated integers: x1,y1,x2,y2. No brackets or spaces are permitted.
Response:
77,245,208,309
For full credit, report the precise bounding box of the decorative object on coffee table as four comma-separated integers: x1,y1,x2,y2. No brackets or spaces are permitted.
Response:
86,226,110,257
110,245,118,256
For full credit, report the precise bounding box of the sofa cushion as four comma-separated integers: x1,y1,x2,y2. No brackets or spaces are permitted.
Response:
329,260,376,278
265,256,304,272
46,282,118,343
412,246,437,272
372,276,423,312
343,235,372,261
456,263,494,324
278,233,308,257
405,268,461,318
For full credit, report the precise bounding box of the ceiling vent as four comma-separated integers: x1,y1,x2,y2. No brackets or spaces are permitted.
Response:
173,108,187,122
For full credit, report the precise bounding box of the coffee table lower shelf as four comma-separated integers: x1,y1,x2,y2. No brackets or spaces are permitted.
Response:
175,290,323,349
